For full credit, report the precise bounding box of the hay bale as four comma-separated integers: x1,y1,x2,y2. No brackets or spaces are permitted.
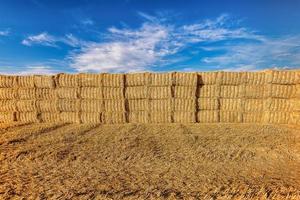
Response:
81,100,104,112
125,86,148,99
56,88,79,99
102,112,126,124
219,98,242,111
125,73,149,86
266,112,290,124
244,85,268,98
0,112,15,122
80,87,103,99
36,88,57,99
173,98,196,111
0,100,16,112
220,111,243,123
149,99,172,111
290,112,300,125
102,74,124,87
270,70,298,84
173,86,197,98
244,99,264,112
173,112,196,123
16,112,39,122
58,99,80,112
198,72,219,85
128,111,149,123
104,99,125,112
0,88,17,99
245,72,267,85
79,74,102,87
291,99,300,111
34,75,55,88
149,112,172,123
17,75,35,88
0,75,17,88
197,98,219,110
196,111,219,123
220,85,243,98
149,73,173,86
174,72,197,86
148,86,172,99
102,87,124,99
36,100,58,112
127,99,148,111
297,84,300,98
243,112,263,123
16,100,36,112
40,112,60,123
270,85,297,98
80,112,101,123
17,88,36,100
219,72,245,85
197,85,219,98
60,112,80,123
57,74,79,87
266,99,293,112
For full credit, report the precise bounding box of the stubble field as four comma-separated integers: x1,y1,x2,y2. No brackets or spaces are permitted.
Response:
0,123,300,199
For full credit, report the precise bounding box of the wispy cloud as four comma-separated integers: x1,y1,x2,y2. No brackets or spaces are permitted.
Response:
0,29,10,36
0,66,61,75
81,18,94,26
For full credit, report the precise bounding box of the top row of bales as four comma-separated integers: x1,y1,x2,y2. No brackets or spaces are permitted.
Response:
0,70,299,88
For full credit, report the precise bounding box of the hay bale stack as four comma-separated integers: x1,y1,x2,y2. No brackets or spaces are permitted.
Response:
81,100,104,113
125,86,147,99
197,98,219,110
40,112,60,123
60,112,80,123
80,87,103,99
128,111,148,123
16,112,38,123
198,72,219,85
0,112,15,122
197,111,219,123
103,112,126,124
125,73,149,86
149,73,173,86
173,112,196,123
79,74,102,87
0,75,17,88
80,112,101,123
149,112,172,123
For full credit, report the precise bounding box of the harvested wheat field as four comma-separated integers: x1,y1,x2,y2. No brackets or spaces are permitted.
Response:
0,123,300,199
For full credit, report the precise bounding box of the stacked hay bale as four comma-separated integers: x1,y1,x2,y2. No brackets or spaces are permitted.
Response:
102,74,126,124
0,75,17,122
173,72,197,123
197,72,220,123
293,70,300,125
125,73,149,123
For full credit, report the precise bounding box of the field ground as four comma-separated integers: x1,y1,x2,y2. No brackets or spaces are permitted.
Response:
0,123,300,199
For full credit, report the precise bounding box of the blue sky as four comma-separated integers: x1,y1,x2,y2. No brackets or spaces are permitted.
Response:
0,0,300,74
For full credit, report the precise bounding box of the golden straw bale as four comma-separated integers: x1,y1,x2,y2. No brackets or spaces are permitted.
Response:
244,99,264,112
0,88,17,99
245,72,267,85
60,112,80,123
173,112,196,123
290,112,300,125
270,70,298,84
243,112,263,123
17,75,35,88
220,85,243,98
173,86,197,98
102,87,124,99
16,112,39,122
79,73,102,87
128,111,149,123
36,88,57,99
197,98,219,110
125,86,148,99
125,73,149,86
149,73,173,86
80,87,103,99
57,74,79,87
197,85,219,98
219,98,242,111
104,99,125,112
149,112,172,123
173,98,196,111
127,99,148,111
0,75,17,88
16,100,36,112
270,85,297,98
102,74,124,87
265,99,293,112
198,72,219,85
219,72,245,85
40,112,60,123
196,111,219,123
148,86,172,99
244,85,268,98
149,99,172,111
36,100,58,112
56,88,79,99
80,112,101,123
17,88,36,100
220,111,243,123
58,99,80,112
102,112,126,124
174,72,197,86
0,112,15,122
34,75,55,88
0,100,16,112
266,112,290,124
291,99,300,111
297,84,300,98
81,99,104,112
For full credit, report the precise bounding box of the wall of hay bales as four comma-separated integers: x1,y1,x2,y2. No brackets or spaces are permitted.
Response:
0,70,299,124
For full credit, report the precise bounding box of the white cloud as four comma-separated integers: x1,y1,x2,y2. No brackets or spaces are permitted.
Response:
81,19,94,26
0,29,10,36
0,66,60,75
